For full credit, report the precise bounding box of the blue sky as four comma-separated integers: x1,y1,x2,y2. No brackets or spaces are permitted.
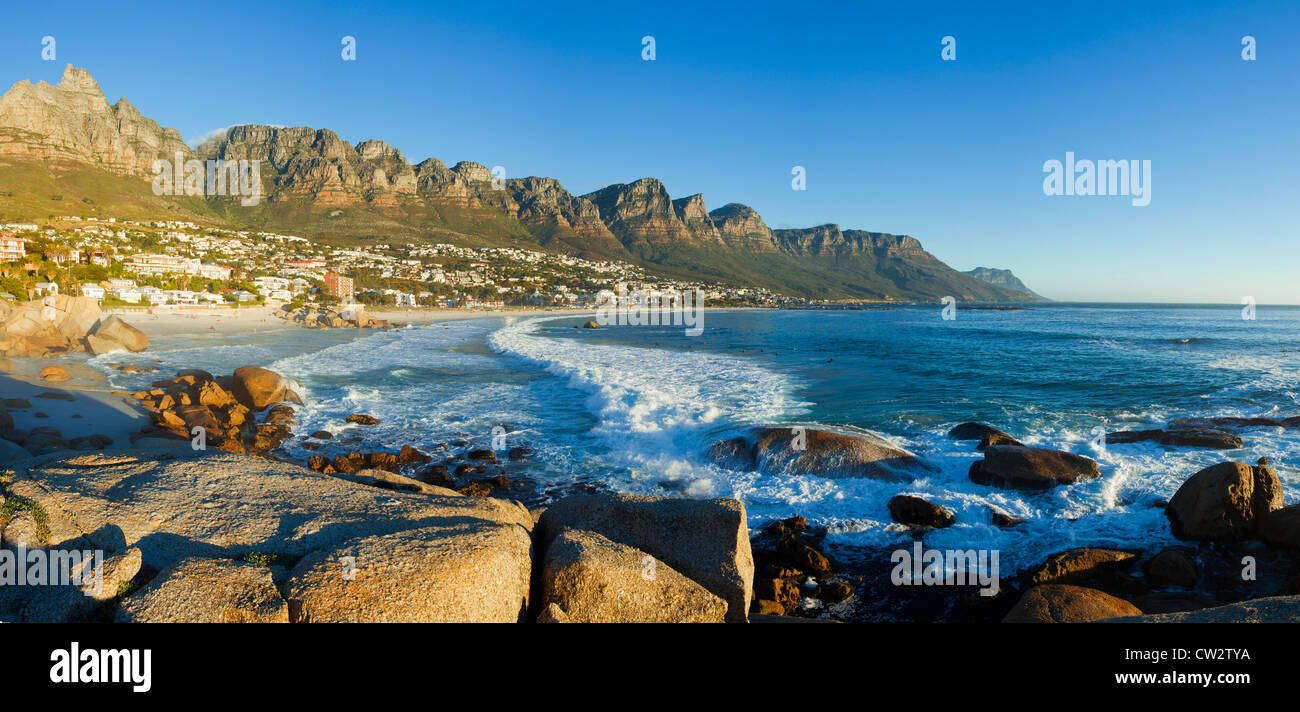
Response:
2,1,1297,302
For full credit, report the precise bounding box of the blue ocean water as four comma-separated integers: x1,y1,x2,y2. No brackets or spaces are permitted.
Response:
92,304,1300,576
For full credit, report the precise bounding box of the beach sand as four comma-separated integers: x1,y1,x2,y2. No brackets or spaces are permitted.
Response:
104,305,294,338
1,359,149,453
0,305,585,455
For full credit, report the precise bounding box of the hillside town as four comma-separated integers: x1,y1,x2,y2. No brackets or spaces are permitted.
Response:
0,217,793,311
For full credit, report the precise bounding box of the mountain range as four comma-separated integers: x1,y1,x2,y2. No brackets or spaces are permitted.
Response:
0,65,1042,302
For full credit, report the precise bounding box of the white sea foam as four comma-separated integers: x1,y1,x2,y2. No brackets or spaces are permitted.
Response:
84,311,1300,577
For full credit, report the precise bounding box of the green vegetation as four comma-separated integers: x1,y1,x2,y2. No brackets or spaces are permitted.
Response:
239,551,300,568
0,472,51,546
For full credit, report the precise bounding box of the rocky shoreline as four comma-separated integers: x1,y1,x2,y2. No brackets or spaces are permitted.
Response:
723,422,1300,623
4,356,1300,622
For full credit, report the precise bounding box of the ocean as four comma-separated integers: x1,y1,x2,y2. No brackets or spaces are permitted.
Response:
89,304,1300,603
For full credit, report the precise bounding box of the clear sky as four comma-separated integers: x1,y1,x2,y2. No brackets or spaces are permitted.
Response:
2,1,1297,302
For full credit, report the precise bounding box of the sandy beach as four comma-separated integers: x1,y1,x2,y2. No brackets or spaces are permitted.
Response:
98,304,593,336
103,305,297,338
0,362,149,454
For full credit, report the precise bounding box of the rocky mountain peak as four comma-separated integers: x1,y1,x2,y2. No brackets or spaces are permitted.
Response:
452,161,493,184
58,64,105,97
0,65,188,174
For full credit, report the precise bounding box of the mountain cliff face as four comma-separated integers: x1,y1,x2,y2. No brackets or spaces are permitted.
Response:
0,65,191,173
0,65,1038,302
964,267,1044,299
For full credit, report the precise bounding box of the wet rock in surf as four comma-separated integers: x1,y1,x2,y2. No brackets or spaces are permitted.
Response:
467,449,496,463
1168,416,1283,430
988,506,1024,527
398,445,432,464
345,413,379,426
706,437,754,470
888,495,955,528
710,426,931,480
968,445,1100,491
1106,427,1243,450
507,446,531,461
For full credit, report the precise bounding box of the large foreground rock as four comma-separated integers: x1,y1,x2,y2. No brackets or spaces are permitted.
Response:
285,521,532,622
1024,547,1138,586
969,445,1101,490
540,529,727,623
230,366,302,411
10,548,142,623
1003,584,1142,623
117,557,288,623
1165,461,1282,541
85,315,149,354
6,450,534,574
714,426,931,480
1101,595,1300,622
537,493,754,622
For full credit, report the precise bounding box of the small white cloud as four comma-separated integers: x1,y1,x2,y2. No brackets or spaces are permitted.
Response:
189,126,232,149
187,124,287,149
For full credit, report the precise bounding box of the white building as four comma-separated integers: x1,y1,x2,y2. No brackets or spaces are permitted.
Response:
111,288,142,303
80,284,106,299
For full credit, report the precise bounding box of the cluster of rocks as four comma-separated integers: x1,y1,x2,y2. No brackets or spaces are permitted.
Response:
109,362,160,376
748,516,853,618
992,459,1300,623
0,295,148,358
1107,416,1300,451
949,423,1102,491
277,304,391,330
125,366,302,456
705,421,1300,622
300,424,532,499
0,450,756,624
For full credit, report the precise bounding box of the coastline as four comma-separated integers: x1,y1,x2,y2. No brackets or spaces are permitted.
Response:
4,303,1300,624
